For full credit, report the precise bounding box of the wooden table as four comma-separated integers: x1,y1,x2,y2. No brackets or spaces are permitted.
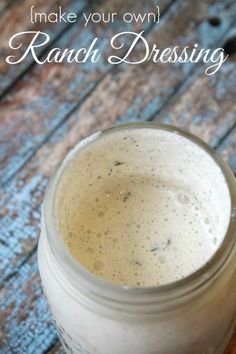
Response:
0,0,236,353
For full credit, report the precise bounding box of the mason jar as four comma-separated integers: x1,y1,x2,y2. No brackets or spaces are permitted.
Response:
38,123,236,354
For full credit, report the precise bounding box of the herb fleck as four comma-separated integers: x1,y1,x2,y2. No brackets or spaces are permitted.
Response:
114,161,125,166
123,192,131,202
135,261,142,266
150,246,159,252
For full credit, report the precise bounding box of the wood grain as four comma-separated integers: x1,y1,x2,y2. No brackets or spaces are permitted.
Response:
0,0,171,186
0,0,14,14
0,253,58,354
0,0,236,353
152,59,236,173
2,0,236,188
1,45,236,354
2,0,236,287
0,0,87,96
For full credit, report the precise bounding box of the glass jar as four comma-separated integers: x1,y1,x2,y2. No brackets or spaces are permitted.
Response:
38,123,236,354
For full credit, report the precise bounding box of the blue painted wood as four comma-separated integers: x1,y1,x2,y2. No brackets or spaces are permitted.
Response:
0,0,171,187
117,0,236,124
152,56,236,158
0,252,59,354
1,122,235,354
1,51,236,354
0,0,223,287
2,0,236,291
0,0,173,289
1,1,236,353
2,0,236,189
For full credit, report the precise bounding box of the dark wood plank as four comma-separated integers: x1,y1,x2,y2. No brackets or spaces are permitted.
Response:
0,0,171,186
0,0,87,97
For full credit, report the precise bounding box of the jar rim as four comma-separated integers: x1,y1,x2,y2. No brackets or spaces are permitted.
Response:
43,123,236,306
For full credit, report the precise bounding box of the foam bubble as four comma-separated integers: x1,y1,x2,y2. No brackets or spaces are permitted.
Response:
177,193,190,204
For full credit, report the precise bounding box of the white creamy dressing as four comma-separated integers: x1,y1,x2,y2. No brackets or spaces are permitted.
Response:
55,128,231,286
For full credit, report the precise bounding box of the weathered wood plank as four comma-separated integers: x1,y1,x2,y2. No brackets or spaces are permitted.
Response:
1,51,236,354
107,0,236,125
0,1,169,286
151,59,236,162
0,0,172,286
1,1,236,352
2,0,236,287
0,0,87,97
1,0,236,187
0,253,58,354
0,0,170,186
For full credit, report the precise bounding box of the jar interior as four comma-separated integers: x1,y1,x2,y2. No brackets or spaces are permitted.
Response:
54,126,231,287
